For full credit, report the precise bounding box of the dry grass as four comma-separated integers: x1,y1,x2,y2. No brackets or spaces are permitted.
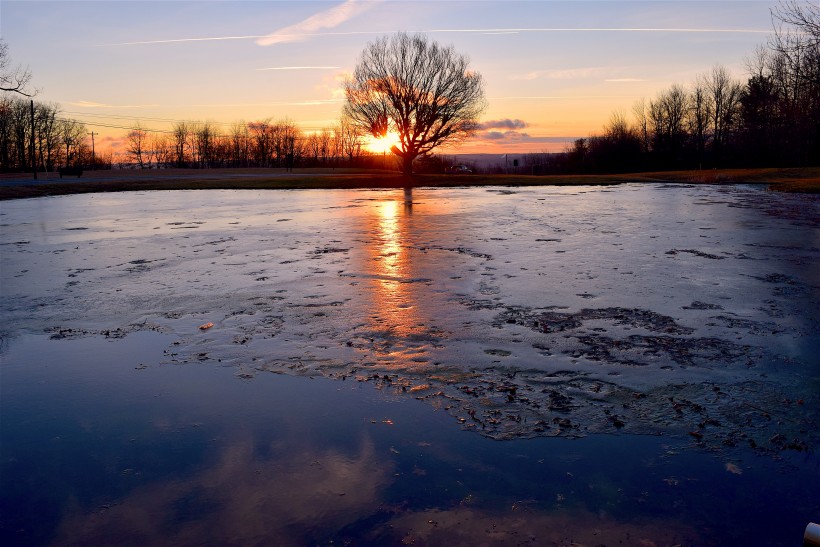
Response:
1,166,818,200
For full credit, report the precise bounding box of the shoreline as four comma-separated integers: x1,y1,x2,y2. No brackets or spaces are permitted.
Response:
1,166,818,200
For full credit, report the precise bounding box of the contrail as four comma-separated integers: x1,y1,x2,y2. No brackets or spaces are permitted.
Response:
256,66,340,71
102,26,771,46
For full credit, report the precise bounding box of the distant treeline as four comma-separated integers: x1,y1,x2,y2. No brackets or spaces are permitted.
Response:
2,1,817,175
115,118,378,170
519,3,820,175
0,99,385,173
0,99,106,172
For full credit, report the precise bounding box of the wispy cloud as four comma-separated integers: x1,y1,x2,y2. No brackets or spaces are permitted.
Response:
513,66,652,82
186,100,344,108
106,35,265,46
68,101,159,108
434,27,770,35
515,67,614,81
257,66,339,71
478,119,529,130
480,130,528,141
103,25,769,47
489,95,626,100
256,0,376,46
472,131,576,145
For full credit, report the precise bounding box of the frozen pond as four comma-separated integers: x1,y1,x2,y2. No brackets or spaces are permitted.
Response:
1,184,819,545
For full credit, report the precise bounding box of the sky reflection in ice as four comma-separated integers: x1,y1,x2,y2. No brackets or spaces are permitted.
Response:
1,184,819,544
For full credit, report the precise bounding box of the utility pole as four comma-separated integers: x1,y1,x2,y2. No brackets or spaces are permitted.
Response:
89,131,96,169
30,100,37,180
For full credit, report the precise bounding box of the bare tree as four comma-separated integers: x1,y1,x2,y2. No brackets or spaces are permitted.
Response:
228,121,250,167
35,102,61,171
705,65,743,161
772,1,820,45
770,1,820,90
126,123,148,168
152,133,173,168
649,84,690,165
334,117,363,166
172,121,191,167
343,32,486,176
688,75,713,165
60,118,86,167
317,129,333,165
632,98,651,154
0,39,34,96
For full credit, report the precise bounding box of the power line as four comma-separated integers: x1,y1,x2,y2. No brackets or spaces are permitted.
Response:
55,117,173,134
61,111,239,127
60,111,335,132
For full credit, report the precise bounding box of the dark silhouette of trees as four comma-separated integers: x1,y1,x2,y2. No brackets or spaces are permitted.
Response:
587,112,643,173
768,0,820,165
343,32,486,176
126,123,148,168
4,3,818,176
648,84,690,168
705,65,744,165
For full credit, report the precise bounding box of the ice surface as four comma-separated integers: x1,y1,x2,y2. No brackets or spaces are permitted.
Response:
1,184,818,451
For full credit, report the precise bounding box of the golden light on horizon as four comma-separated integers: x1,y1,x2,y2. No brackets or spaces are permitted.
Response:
365,131,402,154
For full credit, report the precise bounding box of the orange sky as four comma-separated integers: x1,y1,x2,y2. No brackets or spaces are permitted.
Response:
2,1,778,156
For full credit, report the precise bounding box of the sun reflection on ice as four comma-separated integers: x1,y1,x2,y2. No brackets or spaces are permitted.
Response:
371,199,421,341
351,192,457,372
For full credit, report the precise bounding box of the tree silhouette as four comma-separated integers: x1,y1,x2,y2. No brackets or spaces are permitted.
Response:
0,40,34,97
343,32,486,176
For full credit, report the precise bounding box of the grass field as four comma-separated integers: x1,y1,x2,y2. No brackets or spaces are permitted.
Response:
1,166,818,200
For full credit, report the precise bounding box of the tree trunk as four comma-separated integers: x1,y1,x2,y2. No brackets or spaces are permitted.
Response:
400,153,414,176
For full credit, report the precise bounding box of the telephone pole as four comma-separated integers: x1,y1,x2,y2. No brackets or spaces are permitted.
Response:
89,131,96,169
30,100,37,179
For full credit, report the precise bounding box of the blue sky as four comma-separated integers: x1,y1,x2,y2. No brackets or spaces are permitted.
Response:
1,0,780,153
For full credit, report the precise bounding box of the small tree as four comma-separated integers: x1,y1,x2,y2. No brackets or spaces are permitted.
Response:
126,123,148,168
343,32,486,176
60,118,86,167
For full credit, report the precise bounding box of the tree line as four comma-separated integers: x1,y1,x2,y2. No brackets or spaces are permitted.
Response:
529,1,819,174
2,1,817,175
0,97,108,172
119,117,372,170
0,96,384,173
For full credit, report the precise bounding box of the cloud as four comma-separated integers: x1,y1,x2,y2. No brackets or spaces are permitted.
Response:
473,130,579,146
68,101,159,109
257,66,340,71
256,0,376,46
489,95,626,101
475,130,535,142
53,434,393,546
478,119,528,130
514,67,647,82
104,25,769,47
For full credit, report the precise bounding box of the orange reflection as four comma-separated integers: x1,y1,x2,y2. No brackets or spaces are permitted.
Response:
352,189,457,370
370,198,419,340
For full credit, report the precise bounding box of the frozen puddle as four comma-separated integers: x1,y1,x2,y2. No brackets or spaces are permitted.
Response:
2,184,818,455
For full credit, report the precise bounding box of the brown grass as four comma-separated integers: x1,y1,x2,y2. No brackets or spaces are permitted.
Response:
1,166,818,200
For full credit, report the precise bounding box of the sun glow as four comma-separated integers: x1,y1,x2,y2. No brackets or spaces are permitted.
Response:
366,131,402,154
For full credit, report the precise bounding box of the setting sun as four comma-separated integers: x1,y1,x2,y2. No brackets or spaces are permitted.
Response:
365,131,402,154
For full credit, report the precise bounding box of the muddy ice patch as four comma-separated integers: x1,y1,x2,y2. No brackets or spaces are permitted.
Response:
1,186,818,459
493,306,760,373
